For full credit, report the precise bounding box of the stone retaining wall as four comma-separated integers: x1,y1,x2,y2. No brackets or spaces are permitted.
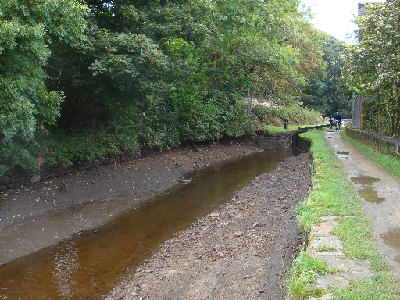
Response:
345,126,400,157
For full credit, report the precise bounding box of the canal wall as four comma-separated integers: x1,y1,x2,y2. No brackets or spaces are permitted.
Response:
345,127,400,157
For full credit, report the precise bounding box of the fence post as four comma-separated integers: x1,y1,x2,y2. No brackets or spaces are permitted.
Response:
360,97,363,130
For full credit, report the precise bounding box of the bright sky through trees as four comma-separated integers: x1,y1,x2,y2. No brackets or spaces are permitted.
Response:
301,0,385,44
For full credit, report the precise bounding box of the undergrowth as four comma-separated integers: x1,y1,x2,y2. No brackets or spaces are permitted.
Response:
253,103,321,127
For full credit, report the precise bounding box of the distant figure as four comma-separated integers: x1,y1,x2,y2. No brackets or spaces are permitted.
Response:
329,117,334,129
334,111,342,131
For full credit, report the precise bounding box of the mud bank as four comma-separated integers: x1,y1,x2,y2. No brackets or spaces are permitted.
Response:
0,134,295,265
106,152,312,300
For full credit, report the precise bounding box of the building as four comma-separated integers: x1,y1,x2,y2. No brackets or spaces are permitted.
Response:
358,3,368,16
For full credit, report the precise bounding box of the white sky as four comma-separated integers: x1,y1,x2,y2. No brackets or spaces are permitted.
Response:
301,0,386,44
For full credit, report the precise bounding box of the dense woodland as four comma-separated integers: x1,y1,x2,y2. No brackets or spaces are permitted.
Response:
343,0,400,137
0,0,351,175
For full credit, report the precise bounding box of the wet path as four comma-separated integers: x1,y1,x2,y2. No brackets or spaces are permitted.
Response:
0,149,290,299
327,131,400,276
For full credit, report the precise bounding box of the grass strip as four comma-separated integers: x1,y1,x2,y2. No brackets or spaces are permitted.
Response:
288,130,400,300
342,131,400,180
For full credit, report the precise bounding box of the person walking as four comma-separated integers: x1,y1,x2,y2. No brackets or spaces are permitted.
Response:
333,111,342,131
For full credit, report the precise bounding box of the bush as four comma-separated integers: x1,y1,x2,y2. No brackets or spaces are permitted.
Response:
253,103,321,126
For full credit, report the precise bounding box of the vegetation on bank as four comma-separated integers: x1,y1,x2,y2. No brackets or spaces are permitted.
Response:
289,130,400,299
342,131,400,180
253,103,322,128
0,0,350,176
342,0,400,137
302,35,352,118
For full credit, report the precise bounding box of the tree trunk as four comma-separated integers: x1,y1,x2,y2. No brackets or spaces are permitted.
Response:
160,0,167,6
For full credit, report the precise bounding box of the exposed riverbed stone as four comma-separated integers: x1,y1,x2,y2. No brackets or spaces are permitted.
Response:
106,153,312,300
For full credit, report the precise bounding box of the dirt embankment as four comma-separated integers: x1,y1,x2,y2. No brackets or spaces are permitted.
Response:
0,139,268,264
106,152,312,300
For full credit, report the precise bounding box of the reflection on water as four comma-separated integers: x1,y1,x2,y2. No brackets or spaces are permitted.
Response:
359,187,385,204
336,152,350,160
351,176,380,186
52,241,79,298
381,228,400,255
336,152,350,155
0,149,291,299
351,176,385,204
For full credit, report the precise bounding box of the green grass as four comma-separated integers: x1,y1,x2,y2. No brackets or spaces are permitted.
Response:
333,273,400,300
295,131,362,233
342,131,400,180
288,253,329,299
288,130,400,300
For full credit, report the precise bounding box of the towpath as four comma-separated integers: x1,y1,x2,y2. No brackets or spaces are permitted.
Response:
327,131,400,276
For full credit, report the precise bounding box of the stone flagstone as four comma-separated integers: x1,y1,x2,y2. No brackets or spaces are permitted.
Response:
307,216,374,298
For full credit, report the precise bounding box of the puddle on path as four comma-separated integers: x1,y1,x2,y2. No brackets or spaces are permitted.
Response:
337,152,350,156
359,187,386,204
381,228,400,263
351,176,385,204
351,176,380,186
337,152,349,160
0,149,291,299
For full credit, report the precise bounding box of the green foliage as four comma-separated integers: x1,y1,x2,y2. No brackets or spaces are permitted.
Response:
332,217,389,272
0,0,327,174
302,34,352,118
342,0,400,136
295,131,362,233
253,103,321,126
41,129,140,167
333,273,400,300
288,252,328,299
0,0,87,173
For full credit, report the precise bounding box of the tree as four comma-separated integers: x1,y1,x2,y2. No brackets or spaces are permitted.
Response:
0,0,87,173
302,34,352,117
1,0,326,174
342,0,400,136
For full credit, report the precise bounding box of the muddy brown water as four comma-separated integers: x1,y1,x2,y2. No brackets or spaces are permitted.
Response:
351,176,380,186
381,228,400,264
0,149,292,299
351,176,385,204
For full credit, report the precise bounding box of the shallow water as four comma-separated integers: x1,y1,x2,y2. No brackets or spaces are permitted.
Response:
351,176,380,186
351,176,385,204
358,187,385,204
381,228,400,264
0,149,291,299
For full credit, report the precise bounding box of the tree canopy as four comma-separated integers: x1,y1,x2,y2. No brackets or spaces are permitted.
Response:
342,0,400,136
302,34,352,118
0,0,330,174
